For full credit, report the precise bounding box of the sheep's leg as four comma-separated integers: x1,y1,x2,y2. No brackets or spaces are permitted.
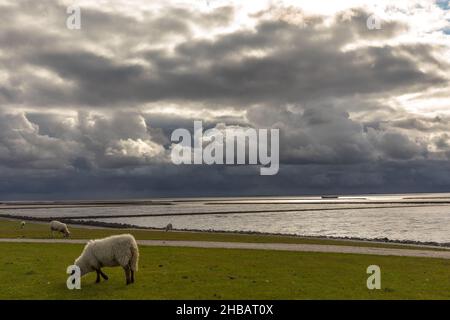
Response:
128,261,135,283
95,270,101,283
99,269,108,280
124,266,131,285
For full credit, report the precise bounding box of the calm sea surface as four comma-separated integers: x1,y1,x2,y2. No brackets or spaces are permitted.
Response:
2,193,450,243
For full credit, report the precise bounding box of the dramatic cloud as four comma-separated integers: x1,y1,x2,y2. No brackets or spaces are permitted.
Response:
0,0,449,199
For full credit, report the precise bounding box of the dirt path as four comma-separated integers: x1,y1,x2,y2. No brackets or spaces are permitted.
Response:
1,238,450,259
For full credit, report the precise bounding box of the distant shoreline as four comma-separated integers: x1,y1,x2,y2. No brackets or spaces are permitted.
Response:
2,192,450,207
2,200,450,212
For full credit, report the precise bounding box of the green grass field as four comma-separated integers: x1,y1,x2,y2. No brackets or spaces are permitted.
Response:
1,242,450,299
1,218,450,299
0,217,443,250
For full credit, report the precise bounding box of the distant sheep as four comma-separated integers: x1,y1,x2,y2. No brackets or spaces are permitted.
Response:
165,223,173,232
74,234,139,285
20,221,26,229
50,220,70,238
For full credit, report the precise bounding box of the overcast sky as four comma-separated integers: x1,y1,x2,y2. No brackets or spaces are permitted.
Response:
0,0,449,200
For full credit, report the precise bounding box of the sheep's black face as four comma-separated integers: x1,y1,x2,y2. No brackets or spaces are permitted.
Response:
74,260,87,276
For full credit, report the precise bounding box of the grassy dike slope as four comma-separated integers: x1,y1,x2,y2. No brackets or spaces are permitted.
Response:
1,242,449,299
0,218,444,250
0,218,449,299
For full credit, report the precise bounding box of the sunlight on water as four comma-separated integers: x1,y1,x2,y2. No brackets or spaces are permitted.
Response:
3,193,450,243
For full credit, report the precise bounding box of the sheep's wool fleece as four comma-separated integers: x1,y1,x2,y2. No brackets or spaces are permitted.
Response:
50,221,67,231
77,234,138,271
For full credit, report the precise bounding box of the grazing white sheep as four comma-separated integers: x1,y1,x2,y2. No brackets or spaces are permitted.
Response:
74,234,139,285
20,221,26,229
50,220,70,238
165,223,173,232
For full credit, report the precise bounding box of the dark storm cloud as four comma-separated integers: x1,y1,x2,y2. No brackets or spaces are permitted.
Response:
0,2,446,107
0,112,77,169
28,51,145,105
0,1,235,106
0,0,449,199
3,161,450,200
0,111,167,172
247,104,430,165
28,20,444,107
391,116,450,132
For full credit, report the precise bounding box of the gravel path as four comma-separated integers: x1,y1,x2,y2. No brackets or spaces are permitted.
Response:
1,238,450,259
